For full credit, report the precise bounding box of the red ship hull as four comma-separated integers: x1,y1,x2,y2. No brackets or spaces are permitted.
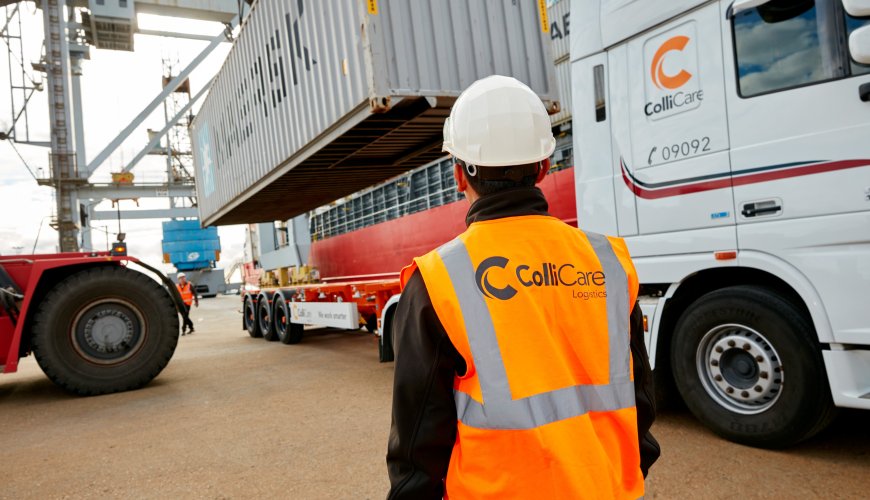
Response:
310,167,577,281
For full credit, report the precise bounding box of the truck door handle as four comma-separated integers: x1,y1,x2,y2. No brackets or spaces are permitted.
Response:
741,200,782,218
860,82,870,103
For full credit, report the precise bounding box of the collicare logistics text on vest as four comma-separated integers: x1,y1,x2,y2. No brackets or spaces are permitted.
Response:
516,263,606,288
572,290,608,300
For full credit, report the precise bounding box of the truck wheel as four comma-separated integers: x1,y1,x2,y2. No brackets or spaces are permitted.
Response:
259,294,277,341
379,310,395,363
273,294,303,344
244,295,261,338
671,285,835,448
30,266,179,396
364,313,377,333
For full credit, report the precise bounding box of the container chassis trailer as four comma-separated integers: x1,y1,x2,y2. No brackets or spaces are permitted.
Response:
242,279,402,361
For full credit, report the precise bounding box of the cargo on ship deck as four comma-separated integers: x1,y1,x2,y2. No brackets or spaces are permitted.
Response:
192,0,559,227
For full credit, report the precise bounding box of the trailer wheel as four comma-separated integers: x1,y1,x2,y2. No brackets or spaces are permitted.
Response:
379,309,396,363
364,313,377,333
273,294,303,344
670,285,835,448
30,266,179,396
259,294,277,341
244,295,261,338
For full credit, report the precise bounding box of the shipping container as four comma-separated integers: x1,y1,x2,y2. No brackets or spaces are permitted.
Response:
193,0,560,227
547,0,570,62
551,58,572,126
161,220,225,297
161,219,221,271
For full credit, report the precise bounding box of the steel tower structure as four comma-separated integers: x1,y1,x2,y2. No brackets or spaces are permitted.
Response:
2,0,241,251
160,57,196,213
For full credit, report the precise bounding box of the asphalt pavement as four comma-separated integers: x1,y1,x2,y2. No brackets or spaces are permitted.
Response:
1,295,868,499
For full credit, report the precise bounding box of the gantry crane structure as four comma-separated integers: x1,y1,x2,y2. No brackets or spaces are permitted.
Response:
1,0,243,251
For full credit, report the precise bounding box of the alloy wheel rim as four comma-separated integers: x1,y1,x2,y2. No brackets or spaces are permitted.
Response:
71,299,146,365
696,323,784,415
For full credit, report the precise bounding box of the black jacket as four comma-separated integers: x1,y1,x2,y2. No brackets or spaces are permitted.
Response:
386,187,660,499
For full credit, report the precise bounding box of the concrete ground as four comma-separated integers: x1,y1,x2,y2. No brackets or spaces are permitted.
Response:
1,295,868,499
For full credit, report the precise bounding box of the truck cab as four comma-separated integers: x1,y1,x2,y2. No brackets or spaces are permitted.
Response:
572,0,870,447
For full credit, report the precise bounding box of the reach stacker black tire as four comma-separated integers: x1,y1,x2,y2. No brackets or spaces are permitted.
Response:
670,285,835,448
273,294,303,344
31,266,179,396
244,294,262,338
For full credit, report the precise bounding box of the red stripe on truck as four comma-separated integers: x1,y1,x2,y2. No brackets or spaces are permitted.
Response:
623,159,870,200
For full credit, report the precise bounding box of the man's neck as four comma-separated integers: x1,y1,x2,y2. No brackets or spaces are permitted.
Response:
465,186,550,226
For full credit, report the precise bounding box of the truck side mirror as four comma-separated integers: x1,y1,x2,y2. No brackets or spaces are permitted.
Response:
843,0,870,17
850,25,870,65
727,0,770,19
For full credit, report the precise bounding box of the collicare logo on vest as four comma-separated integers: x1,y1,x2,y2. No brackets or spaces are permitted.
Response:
475,256,517,300
475,256,607,301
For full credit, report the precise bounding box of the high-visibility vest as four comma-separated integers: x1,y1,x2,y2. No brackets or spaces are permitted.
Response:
400,215,642,499
177,282,194,306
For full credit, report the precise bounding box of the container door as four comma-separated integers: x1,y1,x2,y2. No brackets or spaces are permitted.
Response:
724,0,870,224
618,2,737,252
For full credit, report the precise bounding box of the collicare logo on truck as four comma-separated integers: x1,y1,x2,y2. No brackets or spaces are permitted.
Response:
651,36,693,90
644,24,703,120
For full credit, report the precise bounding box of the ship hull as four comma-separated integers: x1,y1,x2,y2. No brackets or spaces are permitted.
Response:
310,168,577,281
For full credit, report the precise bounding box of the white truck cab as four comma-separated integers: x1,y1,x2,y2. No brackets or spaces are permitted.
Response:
572,0,870,447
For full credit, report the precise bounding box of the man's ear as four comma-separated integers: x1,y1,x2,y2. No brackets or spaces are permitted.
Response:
454,162,468,193
535,158,551,184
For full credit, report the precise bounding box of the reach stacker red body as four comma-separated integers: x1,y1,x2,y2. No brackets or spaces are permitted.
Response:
0,250,186,395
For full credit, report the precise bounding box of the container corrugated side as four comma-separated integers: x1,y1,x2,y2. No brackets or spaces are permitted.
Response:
193,0,559,226
370,0,558,101
548,0,570,61
193,0,369,225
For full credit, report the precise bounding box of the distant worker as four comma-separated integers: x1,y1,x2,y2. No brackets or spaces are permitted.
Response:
387,75,659,499
176,272,198,335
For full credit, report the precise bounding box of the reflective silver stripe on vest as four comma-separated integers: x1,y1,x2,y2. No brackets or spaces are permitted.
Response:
437,233,634,430
585,232,631,384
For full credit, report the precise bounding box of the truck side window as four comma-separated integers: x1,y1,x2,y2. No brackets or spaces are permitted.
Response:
732,0,840,97
846,12,870,75
593,64,606,122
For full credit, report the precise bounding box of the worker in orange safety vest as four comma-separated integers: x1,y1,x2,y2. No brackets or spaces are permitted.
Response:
386,75,660,499
176,272,198,335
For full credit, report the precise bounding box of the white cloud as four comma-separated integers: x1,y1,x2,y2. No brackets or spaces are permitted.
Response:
735,16,816,67
734,12,834,96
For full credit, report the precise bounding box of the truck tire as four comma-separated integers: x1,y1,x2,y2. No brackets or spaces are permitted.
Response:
379,309,396,363
244,294,261,338
273,294,303,344
670,285,835,448
364,313,377,333
259,293,277,341
30,266,179,396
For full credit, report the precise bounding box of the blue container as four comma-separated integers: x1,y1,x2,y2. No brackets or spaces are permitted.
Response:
161,219,221,271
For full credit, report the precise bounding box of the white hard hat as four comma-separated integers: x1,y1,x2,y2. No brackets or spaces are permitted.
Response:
442,75,556,167
177,272,186,278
